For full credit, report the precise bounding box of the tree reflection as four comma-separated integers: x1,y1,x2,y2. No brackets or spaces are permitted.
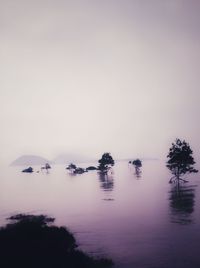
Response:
129,159,142,179
98,172,114,192
169,184,197,225
129,164,142,179
134,167,142,179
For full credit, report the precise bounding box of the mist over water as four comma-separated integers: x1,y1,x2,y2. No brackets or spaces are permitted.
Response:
1,0,200,164
0,160,200,268
1,1,200,267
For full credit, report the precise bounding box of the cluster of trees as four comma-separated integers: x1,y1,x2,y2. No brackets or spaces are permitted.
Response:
22,163,52,173
22,139,198,184
66,138,198,184
127,138,198,183
66,153,115,175
66,164,87,174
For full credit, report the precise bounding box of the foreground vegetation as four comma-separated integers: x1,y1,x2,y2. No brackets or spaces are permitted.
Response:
0,214,113,268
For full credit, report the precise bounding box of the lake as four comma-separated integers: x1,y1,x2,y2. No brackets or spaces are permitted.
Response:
0,160,200,268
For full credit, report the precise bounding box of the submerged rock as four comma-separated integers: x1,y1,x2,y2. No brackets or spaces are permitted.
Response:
86,166,97,171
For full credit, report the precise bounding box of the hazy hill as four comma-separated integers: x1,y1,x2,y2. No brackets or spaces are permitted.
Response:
121,157,158,162
11,155,50,166
53,154,96,164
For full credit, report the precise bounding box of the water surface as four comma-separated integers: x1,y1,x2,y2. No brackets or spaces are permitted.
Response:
0,161,200,268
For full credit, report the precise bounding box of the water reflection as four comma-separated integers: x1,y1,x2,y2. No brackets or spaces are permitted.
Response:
134,167,142,179
129,164,142,179
169,184,197,225
98,172,114,192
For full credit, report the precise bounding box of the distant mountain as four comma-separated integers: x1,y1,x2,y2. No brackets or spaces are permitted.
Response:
120,157,158,162
53,154,96,164
11,155,50,166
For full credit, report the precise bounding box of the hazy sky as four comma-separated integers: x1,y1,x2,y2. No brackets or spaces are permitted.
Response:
1,0,200,163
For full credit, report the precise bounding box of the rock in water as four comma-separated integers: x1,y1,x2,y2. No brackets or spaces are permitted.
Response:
86,166,97,171
22,167,33,173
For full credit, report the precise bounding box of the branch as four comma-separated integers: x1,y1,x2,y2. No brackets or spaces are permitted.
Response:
179,178,188,183
169,176,176,183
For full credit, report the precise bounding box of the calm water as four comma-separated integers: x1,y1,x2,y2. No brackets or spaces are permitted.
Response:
0,160,200,268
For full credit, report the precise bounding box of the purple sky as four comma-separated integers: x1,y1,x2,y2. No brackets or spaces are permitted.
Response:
0,0,200,163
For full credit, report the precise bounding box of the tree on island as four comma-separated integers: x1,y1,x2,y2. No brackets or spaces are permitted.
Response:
98,153,114,173
132,159,142,178
66,163,77,172
167,139,198,183
132,159,142,168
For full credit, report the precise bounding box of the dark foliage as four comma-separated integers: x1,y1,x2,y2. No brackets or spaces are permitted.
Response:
131,159,142,178
73,167,86,174
132,159,142,168
98,153,115,172
0,214,113,268
66,164,87,174
167,139,198,182
66,163,77,170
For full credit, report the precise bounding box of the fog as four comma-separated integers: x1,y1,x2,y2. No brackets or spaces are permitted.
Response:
1,0,200,164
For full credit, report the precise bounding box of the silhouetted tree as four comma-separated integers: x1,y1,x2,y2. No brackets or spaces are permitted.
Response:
98,153,114,173
132,159,142,177
66,163,77,172
167,139,198,183
132,159,142,168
